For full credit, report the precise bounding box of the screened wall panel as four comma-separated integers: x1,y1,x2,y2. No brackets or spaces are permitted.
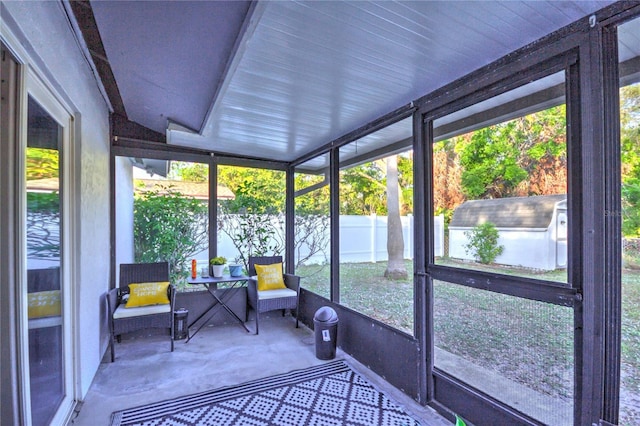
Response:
433,280,574,425
432,72,568,284
294,154,331,299
618,15,640,425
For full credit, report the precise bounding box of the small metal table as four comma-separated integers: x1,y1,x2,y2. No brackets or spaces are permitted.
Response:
186,274,250,341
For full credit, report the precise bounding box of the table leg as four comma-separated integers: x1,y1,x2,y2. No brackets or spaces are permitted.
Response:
185,281,249,342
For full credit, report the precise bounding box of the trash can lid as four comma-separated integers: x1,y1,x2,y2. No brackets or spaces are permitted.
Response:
314,306,338,322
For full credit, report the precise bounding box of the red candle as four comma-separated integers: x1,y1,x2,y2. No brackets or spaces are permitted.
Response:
191,259,197,279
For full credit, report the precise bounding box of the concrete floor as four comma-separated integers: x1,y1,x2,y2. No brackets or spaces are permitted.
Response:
69,313,450,426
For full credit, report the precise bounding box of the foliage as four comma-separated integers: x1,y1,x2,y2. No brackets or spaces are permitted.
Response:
448,106,566,200
458,125,529,199
433,139,465,220
338,152,413,216
26,147,58,180
210,256,226,265
623,176,640,237
218,169,286,269
340,160,387,215
464,222,504,264
294,173,330,215
294,176,331,267
294,213,330,266
133,185,208,282
621,84,640,237
434,207,454,228
169,161,208,182
397,153,414,215
218,166,286,214
27,192,59,213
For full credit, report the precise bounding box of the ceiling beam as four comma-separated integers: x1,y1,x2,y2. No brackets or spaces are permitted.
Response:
70,0,166,143
111,113,166,144
69,0,125,117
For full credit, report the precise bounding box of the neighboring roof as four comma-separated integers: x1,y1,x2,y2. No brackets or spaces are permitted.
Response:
450,194,567,229
26,177,235,201
135,179,235,201
26,178,59,192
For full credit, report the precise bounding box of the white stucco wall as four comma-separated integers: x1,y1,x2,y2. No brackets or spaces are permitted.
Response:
449,203,567,271
3,1,111,400
115,157,135,283
449,228,556,270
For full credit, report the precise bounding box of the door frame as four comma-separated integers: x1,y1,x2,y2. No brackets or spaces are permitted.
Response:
1,20,79,425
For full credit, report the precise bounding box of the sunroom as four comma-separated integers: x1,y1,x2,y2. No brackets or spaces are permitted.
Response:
2,1,640,425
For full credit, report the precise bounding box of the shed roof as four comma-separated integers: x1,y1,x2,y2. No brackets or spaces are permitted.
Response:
450,194,566,229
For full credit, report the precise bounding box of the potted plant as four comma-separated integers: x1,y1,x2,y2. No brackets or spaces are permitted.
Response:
209,256,227,278
228,257,244,277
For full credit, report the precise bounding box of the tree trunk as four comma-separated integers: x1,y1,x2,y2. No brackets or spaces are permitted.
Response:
384,155,408,280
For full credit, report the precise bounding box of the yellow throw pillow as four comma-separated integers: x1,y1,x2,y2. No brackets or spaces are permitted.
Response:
28,290,61,319
125,281,170,308
255,263,286,291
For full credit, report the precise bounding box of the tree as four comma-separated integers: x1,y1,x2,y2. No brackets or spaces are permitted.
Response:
294,174,331,267
339,162,387,215
218,179,284,267
455,106,567,200
169,161,208,182
458,125,528,199
433,139,465,224
621,84,640,237
397,153,414,215
384,155,408,279
27,147,59,179
218,168,286,269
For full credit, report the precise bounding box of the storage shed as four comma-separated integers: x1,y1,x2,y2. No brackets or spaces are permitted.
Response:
449,194,567,270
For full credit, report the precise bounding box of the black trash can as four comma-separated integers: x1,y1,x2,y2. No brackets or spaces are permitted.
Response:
313,307,338,360
174,308,189,340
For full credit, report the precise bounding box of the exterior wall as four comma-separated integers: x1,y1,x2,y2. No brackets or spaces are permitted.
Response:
450,227,559,271
2,1,111,402
115,157,135,282
449,199,567,271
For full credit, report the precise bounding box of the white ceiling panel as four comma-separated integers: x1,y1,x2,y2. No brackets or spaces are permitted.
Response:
122,0,618,162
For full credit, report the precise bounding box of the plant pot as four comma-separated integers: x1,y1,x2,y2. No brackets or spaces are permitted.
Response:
229,264,243,277
210,264,225,278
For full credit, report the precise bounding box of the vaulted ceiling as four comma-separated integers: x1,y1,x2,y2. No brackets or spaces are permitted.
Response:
75,1,622,163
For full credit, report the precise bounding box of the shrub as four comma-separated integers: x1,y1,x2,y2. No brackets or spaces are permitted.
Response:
133,185,208,283
464,222,504,264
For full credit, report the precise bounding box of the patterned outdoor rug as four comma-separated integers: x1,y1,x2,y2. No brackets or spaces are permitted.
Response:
110,359,421,426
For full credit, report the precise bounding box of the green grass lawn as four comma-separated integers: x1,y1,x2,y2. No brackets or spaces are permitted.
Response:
297,260,640,424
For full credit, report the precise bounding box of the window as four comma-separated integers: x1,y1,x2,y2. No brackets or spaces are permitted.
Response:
294,154,331,298
618,15,640,426
217,165,286,270
433,72,568,284
338,117,415,334
115,157,209,288
429,71,574,424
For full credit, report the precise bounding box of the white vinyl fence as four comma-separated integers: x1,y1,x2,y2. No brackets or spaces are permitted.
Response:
194,214,444,267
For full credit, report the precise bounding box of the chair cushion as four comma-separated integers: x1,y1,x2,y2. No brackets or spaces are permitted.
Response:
258,288,297,300
125,281,170,308
113,302,171,319
28,290,61,319
255,263,286,291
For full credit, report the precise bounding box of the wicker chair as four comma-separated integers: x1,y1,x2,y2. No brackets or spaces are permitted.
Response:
247,256,300,334
107,262,176,362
